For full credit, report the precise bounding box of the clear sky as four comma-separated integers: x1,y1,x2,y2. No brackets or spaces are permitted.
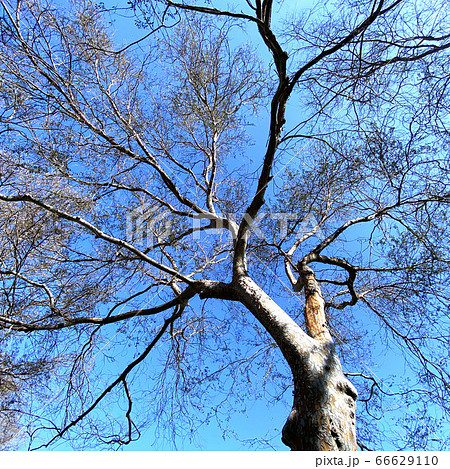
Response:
15,0,449,452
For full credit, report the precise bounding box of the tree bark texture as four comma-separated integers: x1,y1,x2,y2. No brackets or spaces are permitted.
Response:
281,340,358,451
284,264,357,450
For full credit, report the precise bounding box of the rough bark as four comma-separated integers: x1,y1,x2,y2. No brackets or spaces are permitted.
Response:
281,341,358,451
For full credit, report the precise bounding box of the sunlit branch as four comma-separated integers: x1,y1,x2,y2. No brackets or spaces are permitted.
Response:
0,193,194,285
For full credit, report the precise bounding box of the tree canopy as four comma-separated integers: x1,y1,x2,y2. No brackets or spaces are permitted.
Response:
0,0,449,450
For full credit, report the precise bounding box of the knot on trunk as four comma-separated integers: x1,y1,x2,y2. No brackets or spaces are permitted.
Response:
294,263,320,293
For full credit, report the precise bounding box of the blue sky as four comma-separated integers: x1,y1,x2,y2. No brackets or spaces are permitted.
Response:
8,0,449,452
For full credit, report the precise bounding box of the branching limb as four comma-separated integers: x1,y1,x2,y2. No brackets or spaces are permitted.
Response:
164,1,263,25
31,304,185,450
0,269,63,318
360,297,450,390
288,0,402,91
0,192,194,285
300,254,358,310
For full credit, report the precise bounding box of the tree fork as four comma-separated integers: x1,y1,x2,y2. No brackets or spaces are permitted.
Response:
231,272,357,450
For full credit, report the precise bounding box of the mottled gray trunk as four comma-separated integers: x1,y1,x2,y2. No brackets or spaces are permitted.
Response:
281,340,357,450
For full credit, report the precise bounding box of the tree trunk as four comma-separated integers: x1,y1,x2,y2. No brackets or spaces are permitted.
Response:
233,268,357,451
282,264,357,450
281,340,358,450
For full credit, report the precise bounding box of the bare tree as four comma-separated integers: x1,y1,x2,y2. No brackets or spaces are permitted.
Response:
0,0,449,450
0,355,21,450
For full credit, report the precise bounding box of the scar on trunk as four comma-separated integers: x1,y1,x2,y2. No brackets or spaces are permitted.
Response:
295,263,332,342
